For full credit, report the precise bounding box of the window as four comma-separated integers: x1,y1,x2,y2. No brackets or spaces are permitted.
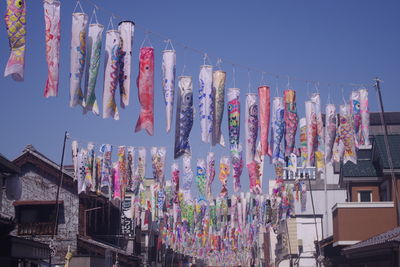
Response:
358,191,372,202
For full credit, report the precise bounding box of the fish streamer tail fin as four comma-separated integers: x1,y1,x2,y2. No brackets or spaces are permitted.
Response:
135,111,154,136
4,48,24,81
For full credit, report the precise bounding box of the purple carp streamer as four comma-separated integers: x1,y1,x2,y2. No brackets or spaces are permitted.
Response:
171,163,180,203
162,50,176,132
338,104,357,164
232,145,243,193
70,12,88,107
325,104,336,163
72,140,79,180
359,89,371,148
103,30,120,120
299,118,307,168
305,101,317,167
199,65,214,143
127,146,135,190
271,97,285,165
212,70,226,147
351,90,361,148
43,0,61,98
100,144,112,197
196,158,207,200
283,90,298,157
219,156,230,198
151,147,166,184
4,0,26,81
174,76,194,159
83,23,103,115
206,152,216,200
311,94,325,171
182,155,193,192
258,86,271,156
245,93,258,164
118,21,135,108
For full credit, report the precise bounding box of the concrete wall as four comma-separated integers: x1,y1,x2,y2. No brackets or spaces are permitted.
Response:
1,166,79,265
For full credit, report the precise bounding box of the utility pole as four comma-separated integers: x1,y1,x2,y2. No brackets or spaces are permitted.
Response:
374,78,400,226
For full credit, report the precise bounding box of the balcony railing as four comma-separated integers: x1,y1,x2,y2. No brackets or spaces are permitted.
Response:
17,222,55,235
283,167,316,180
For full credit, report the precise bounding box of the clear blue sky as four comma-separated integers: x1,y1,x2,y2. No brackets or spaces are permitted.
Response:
1,0,399,196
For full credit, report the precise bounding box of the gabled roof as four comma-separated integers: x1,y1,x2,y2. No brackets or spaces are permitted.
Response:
342,226,400,254
373,135,400,169
0,153,20,176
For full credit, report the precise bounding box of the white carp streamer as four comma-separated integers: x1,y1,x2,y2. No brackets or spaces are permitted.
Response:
199,65,213,143
212,70,226,147
102,30,120,120
118,21,135,108
245,93,258,164
69,12,88,108
305,100,316,167
162,49,176,132
359,89,371,148
83,23,103,115
311,93,325,171
151,147,166,184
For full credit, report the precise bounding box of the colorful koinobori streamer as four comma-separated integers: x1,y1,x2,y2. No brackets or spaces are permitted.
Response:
219,156,230,198
245,93,258,164
271,97,285,165
174,76,194,159
127,146,135,190
338,104,357,164
83,23,103,115
298,118,307,168
359,89,371,148
162,49,176,132
77,148,87,194
206,152,216,200
199,65,214,143
100,144,112,197
232,145,243,193
113,161,121,200
4,0,26,81
212,70,226,147
311,93,325,171
43,0,61,98
103,30,120,120
86,142,95,191
283,89,298,157
254,141,264,191
118,146,127,199
132,147,146,194
182,155,193,196
258,86,271,156
325,104,336,163
171,163,180,203
351,90,361,148
305,100,317,167
227,87,241,151
247,160,261,194
69,12,88,108
196,158,207,201
71,140,79,180
118,21,135,109
135,47,155,135
151,147,166,184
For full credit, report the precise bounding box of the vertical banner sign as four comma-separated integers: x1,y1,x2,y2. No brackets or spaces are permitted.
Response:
162,49,176,132
212,70,226,147
4,0,26,81
121,192,134,237
199,65,214,143
83,23,104,115
43,0,61,98
118,21,135,109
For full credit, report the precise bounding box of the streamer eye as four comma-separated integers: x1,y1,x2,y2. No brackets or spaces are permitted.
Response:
145,66,149,70
16,0,23,8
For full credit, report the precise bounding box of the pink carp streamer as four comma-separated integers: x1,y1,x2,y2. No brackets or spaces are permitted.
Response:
305,101,316,167
135,47,154,135
258,86,271,156
103,30,120,120
338,104,357,164
350,90,361,148
299,118,307,167
171,163,180,203
83,23,103,115
232,145,243,193
359,89,371,148
325,104,337,164
118,21,135,109
199,65,214,143
206,152,216,200
69,12,88,107
212,70,226,147
283,90,298,157
219,156,230,198
247,160,261,194
4,0,26,81
43,0,61,98
245,93,258,164
311,93,325,171
162,49,176,132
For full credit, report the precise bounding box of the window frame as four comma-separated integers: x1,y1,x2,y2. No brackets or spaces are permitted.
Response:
357,190,373,202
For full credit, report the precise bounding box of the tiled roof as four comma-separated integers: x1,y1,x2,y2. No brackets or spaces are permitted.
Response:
342,160,380,178
370,112,400,125
343,226,400,253
374,135,400,169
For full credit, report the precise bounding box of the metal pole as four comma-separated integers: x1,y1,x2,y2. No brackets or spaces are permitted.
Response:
49,131,68,267
374,78,400,226
306,173,321,267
